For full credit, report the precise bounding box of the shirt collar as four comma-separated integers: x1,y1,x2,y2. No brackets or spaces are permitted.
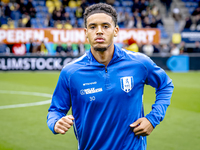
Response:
86,44,123,66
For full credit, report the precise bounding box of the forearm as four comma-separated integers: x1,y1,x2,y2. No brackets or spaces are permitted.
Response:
47,111,66,134
145,81,174,128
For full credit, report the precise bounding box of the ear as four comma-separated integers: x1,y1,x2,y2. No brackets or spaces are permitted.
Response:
84,28,88,38
114,25,119,37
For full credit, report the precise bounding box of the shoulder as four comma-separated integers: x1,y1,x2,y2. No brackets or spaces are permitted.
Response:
121,48,154,68
60,53,89,78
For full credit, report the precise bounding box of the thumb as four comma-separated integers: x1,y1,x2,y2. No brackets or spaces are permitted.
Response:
68,115,75,120
130,119,142,127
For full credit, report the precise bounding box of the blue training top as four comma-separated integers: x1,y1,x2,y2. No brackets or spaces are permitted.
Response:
47,44,174,150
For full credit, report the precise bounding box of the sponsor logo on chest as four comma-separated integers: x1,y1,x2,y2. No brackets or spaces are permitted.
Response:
80,87,103,95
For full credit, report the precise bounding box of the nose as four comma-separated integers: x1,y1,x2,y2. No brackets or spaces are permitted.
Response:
96,26,103,35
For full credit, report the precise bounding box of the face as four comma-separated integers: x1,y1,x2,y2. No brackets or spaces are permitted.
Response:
84,13,119,52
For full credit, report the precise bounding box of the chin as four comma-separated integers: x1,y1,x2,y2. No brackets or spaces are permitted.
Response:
93,47,107,52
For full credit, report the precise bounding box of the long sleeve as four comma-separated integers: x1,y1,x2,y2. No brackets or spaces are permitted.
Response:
47,70,71,134
143,55,174,128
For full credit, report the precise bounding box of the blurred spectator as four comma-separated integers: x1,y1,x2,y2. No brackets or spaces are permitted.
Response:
151,5,159,17
26,0,36,18
0,3,2,17
106,0,115,6
135,16,143,28
160,44,170,57
0,43,10,54
64,12,71,22
172,6,182,33
153,44,160,54
4,3,11,18
62,0,70,7
0,12,8,25
150,17,158,28
32,39,40,53
132,0,140,13
40,41,48,55
196,16,200,30
117,12,125,28
74,19,81,28
193,41,200,53
140,10,147,21
28,39,34,53
56,42,67,56
142,42,154,56
52,9,64,21
44,14,51,27
133,8,140,19
183,16,192,30
191,5,200,17
179,41,186,54
11,3,21,22
66,44,73,56
143,16,151,28
75,6,83,19
160,0,172,17
60,5,67,19
26,0,34,10
20,15,31,27
18,18,23,27
80,0,89,14
155,11,163,26
125,16,135,28
51,8,64,27
72,43,80,56
140,0,147,13
170,43,180,55
18,0,28,15
79,43,85,55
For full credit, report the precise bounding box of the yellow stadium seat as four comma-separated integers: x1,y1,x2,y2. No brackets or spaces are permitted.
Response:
48,6,55,14
126,43,139,52
76,0,82,6
172,33,181,44
69,0,77,8
64,23,73,30
10,5,15,11
1,24,9,29
22,18,28,25
56,23,63,29
2,0,9,4
46,1,54,8
9,24,15,29
8,20,15,29
54,1,61,7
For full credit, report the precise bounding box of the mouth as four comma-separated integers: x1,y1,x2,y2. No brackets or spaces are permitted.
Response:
95,37,105,43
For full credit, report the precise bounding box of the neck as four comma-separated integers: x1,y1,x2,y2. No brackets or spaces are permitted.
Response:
91,44,114,66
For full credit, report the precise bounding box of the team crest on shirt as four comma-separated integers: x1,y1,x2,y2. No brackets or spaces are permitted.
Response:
120,76,134,93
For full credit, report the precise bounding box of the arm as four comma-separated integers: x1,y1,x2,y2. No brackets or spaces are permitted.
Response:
144,59,174,128
47,70,72,134
130,54,174,136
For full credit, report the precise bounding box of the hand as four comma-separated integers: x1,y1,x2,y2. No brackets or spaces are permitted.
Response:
130,117,154,136
54,115,74,134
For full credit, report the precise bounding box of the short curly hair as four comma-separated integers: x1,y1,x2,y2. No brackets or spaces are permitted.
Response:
83,3,118,28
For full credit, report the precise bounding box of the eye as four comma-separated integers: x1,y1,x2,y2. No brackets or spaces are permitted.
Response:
103,25,109,29
90,26,95,29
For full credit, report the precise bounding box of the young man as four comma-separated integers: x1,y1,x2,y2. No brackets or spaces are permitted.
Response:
47,3,174,150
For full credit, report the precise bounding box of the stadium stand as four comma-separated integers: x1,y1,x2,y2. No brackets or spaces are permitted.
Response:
0,0,200,55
